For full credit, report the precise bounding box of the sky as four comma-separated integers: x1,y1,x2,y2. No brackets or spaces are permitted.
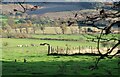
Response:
2,0,120,2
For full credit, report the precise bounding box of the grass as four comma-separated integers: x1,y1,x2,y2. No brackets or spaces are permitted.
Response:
32,34,86,40
2,37,96,47
2,55,120,76
1,15,19,24
32,34,120,40
2,37,97,61
1,34,120,76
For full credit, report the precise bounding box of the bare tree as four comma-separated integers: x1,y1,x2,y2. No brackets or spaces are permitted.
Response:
67,2,120,68
40,25,45,34
60,24,67,34
13,0,39,13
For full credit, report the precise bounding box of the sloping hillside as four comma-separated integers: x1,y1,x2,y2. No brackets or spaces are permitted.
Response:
0,4,43,14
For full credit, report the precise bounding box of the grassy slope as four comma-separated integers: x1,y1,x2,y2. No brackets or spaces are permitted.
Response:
32,34,85,39
32,34,119,39
1,37,120,75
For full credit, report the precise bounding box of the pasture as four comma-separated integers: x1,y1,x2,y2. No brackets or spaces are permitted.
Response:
1,34,120,76
1,2,120,76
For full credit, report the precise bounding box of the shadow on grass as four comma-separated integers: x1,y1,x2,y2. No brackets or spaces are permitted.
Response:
48,53,101,56
1,56,120,77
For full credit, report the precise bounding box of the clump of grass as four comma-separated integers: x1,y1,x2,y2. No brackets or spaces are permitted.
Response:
3,42,8,46
57,62,67,75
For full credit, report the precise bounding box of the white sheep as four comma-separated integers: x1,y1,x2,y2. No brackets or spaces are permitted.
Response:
25,45,29,47
17,45,23,47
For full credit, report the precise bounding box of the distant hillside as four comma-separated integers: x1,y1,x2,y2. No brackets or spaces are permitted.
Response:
40,9,97,19
27,2,104,15
1,2,113,15
0,4,42,14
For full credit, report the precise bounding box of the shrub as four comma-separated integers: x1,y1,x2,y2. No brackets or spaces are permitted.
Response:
109,42,116,47
3,42,8,46
101,42,115,47
2,33,14,38
14,33,32,38
101,42,108,47
2,32,32,38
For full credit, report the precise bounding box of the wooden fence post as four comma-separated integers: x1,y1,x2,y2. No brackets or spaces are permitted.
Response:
66,47,69,54
48,45,50,55
90,46,91,53
52,47,55,54
57,46,58,54
50,46,52,54
93,47,95,54
79,46,81,54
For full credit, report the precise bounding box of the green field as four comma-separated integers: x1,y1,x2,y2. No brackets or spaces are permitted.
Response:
1,34,120,76
1,2,120,76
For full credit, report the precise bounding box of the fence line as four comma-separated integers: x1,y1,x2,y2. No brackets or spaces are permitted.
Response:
49,46,118,55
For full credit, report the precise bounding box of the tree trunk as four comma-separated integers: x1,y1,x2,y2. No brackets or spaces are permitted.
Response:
79,28,81,34
70,27,74,34
62,29,64,34
25,27,28,34
54,27,58,34
33,27,36,34
42,30,44,34
19,28,22,33
7,29,10,33
15,28,17,33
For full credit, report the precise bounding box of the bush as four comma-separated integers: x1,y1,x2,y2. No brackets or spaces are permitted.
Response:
3,42,8,46
101,42,115,47
2,33,15,38
2,32,32,38
109,42,116,47
15,33,32,38
101,42,108,47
